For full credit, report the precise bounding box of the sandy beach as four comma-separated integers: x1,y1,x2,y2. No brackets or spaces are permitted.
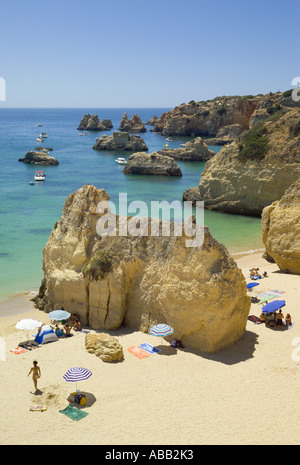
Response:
0,251,299,446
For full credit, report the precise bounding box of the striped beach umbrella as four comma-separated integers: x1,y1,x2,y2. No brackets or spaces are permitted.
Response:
63,367,92,392
150,324,174,344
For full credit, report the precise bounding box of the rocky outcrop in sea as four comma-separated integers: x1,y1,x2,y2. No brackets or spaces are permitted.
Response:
18,151,59,165
158,137,214,161
33,185,250,353
123,152,182,176
93,131,148,152
119,112,146,133
77,114,113,131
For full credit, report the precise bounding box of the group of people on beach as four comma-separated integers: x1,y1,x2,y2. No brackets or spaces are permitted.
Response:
50,313,82,338
259,309,292,328
250,268,268,279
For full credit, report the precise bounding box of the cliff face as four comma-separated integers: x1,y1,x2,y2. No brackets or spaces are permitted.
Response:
153,91,297,138
185,108,300,216
34,185,250,353
262,178,300,274
153,96,259,136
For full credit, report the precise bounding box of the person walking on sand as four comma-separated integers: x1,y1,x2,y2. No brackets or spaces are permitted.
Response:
27,361,41,392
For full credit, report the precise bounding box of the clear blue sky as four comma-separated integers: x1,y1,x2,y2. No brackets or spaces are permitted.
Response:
0,0,299,107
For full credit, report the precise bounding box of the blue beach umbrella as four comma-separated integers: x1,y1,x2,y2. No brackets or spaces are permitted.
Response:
247,282,260,289
49,310,71,321
262,300,286,314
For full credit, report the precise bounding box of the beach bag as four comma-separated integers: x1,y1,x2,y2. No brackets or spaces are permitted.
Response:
80,395,86,406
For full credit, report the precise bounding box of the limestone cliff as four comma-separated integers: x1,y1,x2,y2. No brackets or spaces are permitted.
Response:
153,96,259,136
184,108,300,216
262,178,300,274
153,91,297,138
34,185,250,353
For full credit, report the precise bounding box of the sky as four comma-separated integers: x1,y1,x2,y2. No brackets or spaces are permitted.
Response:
0,0,299,107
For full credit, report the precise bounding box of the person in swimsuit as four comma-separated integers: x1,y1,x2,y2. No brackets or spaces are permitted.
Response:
27,361,41,392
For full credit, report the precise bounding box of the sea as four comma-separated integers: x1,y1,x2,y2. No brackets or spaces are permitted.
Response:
0,108,263,300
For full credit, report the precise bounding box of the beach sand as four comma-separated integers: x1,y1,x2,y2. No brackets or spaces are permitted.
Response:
0,251,299,445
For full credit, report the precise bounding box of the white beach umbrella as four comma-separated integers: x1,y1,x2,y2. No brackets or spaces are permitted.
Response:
15,319,42,341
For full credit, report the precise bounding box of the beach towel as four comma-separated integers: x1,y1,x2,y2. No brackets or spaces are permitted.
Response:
139,343,161,354
256,292,280,304
30,405,47,412
10,346,28,354
59,405,88,421
248,315,263,324
127,346,151,359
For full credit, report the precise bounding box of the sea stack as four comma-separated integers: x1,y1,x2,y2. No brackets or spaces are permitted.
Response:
119,112,146,133
123,152,182,176
33,184,250,353
18,151,59,165
77,114,113,131
93,131,148,152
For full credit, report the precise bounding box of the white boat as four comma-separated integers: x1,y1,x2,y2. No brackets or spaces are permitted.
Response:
40,132,48,138
115,158,127,165
166,138,173,142
34,170,46,181
36,137,43,143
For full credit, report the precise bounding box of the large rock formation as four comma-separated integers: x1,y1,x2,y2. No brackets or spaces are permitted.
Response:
183,108,300,216
262,177,300,274
153,97,259,137
33,185,250,353
18,151,59,165
158,137,215,161
152,91,297,137
77,114,113,131
93,131,148,152
119,112,146,133
123,152,182,176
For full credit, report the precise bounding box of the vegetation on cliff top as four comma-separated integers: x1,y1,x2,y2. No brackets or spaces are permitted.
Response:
238,123,269,162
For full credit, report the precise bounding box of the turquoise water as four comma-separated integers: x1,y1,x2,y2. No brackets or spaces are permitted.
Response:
0,108,263,299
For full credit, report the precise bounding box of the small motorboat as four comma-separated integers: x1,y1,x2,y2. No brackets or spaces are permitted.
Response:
166,138,173,142
34,170,46,181
40,132,48,138
36,137,43,143
115,158,127,165
78,132,88,136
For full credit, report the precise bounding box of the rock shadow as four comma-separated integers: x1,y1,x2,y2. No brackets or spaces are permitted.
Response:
182,329,259,365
